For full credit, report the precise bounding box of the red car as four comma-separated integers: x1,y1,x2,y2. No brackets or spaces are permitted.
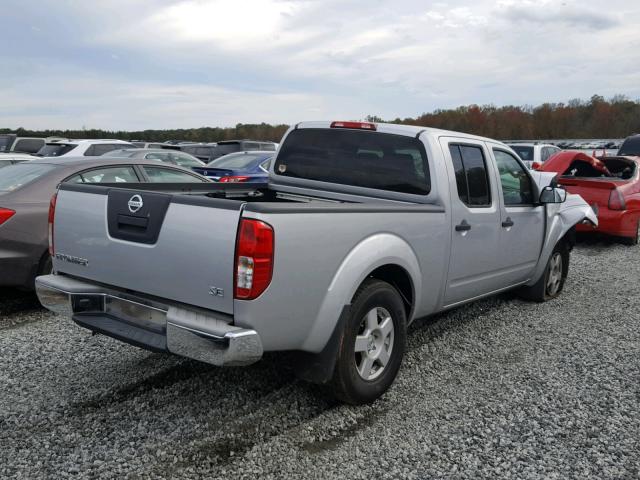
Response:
537,151,640,244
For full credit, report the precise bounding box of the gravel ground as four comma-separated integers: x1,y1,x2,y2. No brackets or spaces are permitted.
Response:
0,239,639,479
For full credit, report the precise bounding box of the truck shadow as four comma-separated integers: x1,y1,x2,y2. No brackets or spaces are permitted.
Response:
0,287,43,316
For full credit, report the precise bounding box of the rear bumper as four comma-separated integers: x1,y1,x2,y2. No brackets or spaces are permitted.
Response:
35,274,263,367
575,209,638,238
0,253,39,288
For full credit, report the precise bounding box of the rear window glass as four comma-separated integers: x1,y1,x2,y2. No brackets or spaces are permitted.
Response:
618,136,640,156
510,146,534,161
0,163,56,192
196,147,214,157
208,152,266,168
0,136,13,152
215,143,242,155
274,128,430,195
14,138,45,153
37,144,77,157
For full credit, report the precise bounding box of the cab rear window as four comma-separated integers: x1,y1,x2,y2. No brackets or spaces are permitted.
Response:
274,129,430,195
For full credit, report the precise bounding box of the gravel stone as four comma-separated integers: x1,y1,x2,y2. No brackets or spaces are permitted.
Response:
0,238,638,479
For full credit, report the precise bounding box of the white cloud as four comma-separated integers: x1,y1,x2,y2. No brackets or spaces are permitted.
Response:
1,0,639,130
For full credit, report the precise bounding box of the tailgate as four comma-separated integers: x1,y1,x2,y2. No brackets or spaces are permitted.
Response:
52,185,243,314
192,167,233,180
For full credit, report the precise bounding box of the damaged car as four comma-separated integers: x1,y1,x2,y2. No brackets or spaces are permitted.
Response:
537,151,640,244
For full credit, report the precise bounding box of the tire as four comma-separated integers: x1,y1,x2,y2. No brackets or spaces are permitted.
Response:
329,279,407,405
621,220,639,246
38,254,53,276
32,253,52,288
519,241,569,302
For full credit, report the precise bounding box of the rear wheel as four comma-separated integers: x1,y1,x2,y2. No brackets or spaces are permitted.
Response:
329,279,407,405
39,254,53,276
519,242,569,302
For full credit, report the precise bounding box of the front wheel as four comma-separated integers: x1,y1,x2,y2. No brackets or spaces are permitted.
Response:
519,242,569,302
329,279,407,405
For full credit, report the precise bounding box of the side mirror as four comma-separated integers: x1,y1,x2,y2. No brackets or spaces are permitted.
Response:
539,185,567,204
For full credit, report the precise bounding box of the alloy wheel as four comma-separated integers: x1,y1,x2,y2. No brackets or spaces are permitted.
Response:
354,307,395,381
546,252,563,296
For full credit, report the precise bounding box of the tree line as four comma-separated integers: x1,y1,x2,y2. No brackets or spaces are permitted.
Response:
3,95,639,142
372,94,640,140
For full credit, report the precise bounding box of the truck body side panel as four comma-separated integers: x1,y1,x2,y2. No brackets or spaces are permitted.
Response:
233,209,449,352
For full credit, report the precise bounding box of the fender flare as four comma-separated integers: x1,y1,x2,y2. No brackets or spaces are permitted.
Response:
527,197,596,286
301,233,422,353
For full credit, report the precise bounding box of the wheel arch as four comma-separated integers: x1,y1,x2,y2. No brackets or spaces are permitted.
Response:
301,233,422,353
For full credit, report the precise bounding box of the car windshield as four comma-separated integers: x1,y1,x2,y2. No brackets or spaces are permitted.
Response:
510,146,534,161
172,152,204,167
207,152,266,169
0,136,13,152
0,163,56,192
37,144,77,157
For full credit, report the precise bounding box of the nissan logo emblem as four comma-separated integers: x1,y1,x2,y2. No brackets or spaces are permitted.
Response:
128,194,143,213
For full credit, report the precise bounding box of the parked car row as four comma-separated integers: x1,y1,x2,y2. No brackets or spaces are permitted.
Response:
506,143,561,168
0,134,65,154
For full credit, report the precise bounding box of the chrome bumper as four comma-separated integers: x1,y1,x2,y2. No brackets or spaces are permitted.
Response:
35,274,263,367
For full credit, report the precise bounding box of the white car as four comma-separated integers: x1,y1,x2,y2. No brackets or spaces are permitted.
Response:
0,153,36,169
507,143,561,168
36,139,136,158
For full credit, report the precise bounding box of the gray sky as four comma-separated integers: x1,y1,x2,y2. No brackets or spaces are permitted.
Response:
1,0,639,130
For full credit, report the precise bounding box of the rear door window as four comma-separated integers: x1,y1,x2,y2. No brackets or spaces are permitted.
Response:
448,144,491,207
275,128,430,195
68,166,140,183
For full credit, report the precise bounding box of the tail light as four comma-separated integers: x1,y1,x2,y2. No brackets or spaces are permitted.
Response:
48,193,57,256
235,218,274,300
220,176,250,183
608,188,626,211
0,208,15,226
330,121,376,131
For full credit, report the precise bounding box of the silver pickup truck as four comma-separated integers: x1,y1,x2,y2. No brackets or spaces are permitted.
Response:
36,121,596,404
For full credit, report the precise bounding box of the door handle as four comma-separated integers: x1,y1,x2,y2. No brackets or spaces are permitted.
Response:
455,220,471,232
501,217,514,228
